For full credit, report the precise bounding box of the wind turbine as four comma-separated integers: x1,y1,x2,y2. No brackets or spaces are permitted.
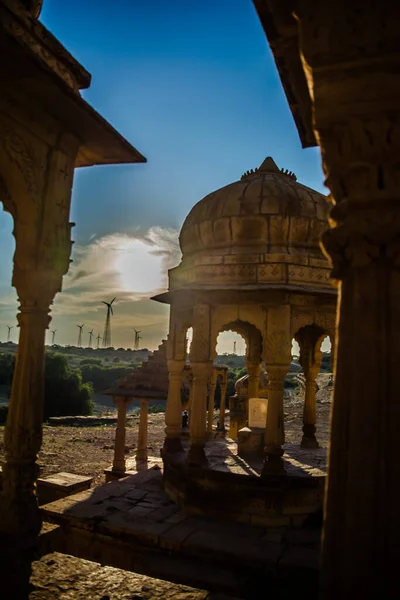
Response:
51,329,57,345
133,328,141,350
136,333,142,350
88,329,94,348
102,298,115,348
77,324,84,348
96,333,102,349
7,325,13,343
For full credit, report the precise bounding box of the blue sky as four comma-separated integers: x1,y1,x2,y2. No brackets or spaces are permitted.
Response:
0,0,327,352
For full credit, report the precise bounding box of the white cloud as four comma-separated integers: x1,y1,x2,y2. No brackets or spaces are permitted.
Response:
55,226,181,316
0,227,181,348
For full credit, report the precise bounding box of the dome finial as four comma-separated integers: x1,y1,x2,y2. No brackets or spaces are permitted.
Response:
258,157,280,173
241,156,297,181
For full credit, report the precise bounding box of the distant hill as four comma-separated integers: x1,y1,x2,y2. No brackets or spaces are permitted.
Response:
0,344,331,373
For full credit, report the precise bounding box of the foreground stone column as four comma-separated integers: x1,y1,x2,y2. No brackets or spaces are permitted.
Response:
0,129,79,596
294,3,400,597
188,362,210,466
137,399,148,461
1,293,51,535
262,305,291,476
112,397,127,474
163,360,185,454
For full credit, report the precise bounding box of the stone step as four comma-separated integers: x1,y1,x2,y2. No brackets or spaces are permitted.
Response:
0,467,93,505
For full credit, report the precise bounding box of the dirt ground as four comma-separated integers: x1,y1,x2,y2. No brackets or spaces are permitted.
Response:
0,375,333,487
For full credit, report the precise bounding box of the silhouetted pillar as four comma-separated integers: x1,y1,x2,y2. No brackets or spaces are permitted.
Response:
137,399,148,461
246,360,261,400
292,3,400,597
262,366,289,475
0,130,79,597
262,305,291,476
188,362,210,465
112,397,127,473
188,304,211,466
217,380,228,433
297,333,323,449
164,360,185,454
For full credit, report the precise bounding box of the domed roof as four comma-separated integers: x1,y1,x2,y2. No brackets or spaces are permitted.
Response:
169,157,333,294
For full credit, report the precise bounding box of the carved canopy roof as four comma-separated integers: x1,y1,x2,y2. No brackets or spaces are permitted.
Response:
0,0,146,166
252,0,316,148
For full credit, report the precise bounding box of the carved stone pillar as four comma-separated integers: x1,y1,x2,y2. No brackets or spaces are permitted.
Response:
0,127,78,597
163,359,185,454
298,338,323,449
293,3,400,597
188,362,210,465
207,372,217,435
0,131,78,540
295,325,324,449
137,399,148,461
262,366,289,475
112,397,127,474
1,285,51,536
262,305,291,476
217,381,228,433
188,304,211,466
246,361,261,400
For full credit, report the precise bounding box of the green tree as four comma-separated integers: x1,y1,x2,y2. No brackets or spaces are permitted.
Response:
79,364,133,392
0,353,15,386
43,353,93,419
0,352,93,421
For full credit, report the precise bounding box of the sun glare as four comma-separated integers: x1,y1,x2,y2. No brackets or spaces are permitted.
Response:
115,238,165,293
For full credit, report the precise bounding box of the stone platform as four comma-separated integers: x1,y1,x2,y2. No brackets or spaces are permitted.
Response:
31,552,237,599
163,438,326,528
204,437,327,478
41,465,321,599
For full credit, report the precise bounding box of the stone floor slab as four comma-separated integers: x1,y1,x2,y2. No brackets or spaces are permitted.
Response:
41,465,321,596
30,552,213,599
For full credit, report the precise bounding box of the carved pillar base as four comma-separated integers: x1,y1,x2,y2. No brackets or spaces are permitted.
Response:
301,423,319,449
262,446,286,476
187,443,208,467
